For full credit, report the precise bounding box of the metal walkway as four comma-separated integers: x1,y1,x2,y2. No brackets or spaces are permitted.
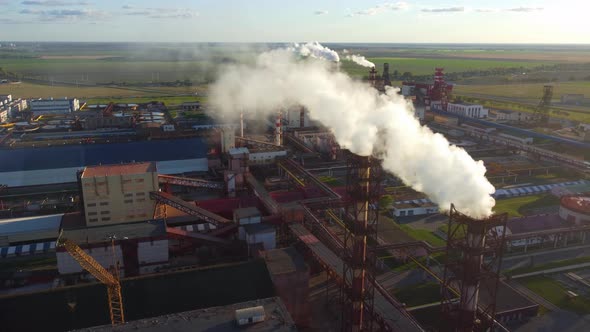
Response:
150,191,232,227
158,174,224,190
166,226,231,245
289,223,423,332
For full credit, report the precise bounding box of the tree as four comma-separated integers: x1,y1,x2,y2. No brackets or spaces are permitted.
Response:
378,195,394,211
401,72,413,81
392,69,399,79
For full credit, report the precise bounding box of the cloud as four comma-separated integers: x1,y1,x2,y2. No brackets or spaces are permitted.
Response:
121,5,198,19
506,7,543,12
314,10,328,15
21,0,90,6
19,8,108,21
421,7,464,13
351,2,408,16
475,8,497,13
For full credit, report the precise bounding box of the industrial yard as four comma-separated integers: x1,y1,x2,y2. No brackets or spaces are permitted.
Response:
0,39,589,332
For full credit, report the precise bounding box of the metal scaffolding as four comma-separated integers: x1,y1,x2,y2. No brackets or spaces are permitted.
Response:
441,205,508,332
341,154,381,332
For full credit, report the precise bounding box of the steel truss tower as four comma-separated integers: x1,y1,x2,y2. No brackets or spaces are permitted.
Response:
341,154,381,332
441,205,508,332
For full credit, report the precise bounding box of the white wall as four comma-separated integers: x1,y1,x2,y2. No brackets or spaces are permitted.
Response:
57,244,124,275
137,240,169,265
559,206,590,225
247,231,276,250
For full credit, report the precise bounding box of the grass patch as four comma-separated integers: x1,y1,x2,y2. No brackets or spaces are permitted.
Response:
520,275,590,314
393,282,442,307
506,256,590,276
455,82,590,100
318,176,339,185
398,224,446,247
492,194,558,217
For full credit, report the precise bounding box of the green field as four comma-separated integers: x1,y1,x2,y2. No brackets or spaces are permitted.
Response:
340,57,551,78
506,256,590,276
521,276,590,314
455,81,590,100
493,194,559,217
0,82,207,101
398,224,446,247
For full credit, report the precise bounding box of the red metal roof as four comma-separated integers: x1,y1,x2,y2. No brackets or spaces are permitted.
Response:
561,195,590,214
82,162,156,178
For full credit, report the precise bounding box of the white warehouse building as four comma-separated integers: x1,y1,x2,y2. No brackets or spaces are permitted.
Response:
446,102,488,119
29,97,80,115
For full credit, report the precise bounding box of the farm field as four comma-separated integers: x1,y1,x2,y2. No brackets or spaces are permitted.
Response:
340,57,552,77
454,81,590,101
492,194,559,218
0,82,205,100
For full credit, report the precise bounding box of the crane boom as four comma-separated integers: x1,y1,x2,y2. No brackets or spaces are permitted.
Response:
59,238,125,326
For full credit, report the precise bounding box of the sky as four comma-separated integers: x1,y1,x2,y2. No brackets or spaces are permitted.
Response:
0,0,589,43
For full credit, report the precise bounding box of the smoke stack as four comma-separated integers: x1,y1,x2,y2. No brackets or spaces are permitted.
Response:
275,111,282,145
240,111,244,138
369,67,377,87
382,63,391,87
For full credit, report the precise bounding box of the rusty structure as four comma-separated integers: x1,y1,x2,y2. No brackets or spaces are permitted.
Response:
441,205,508,332
341,154,381,331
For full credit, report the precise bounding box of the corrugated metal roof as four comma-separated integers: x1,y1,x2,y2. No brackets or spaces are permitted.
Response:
0,138,207,172
0,213,63,235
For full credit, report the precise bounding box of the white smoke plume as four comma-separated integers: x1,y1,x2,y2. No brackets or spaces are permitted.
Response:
210,46,496,218
345,54,375,68
287,41,340,62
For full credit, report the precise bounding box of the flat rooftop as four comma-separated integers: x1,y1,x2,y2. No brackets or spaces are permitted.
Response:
82,162,156,178
265,247,308,275
74,297,297,332
0,213,63,244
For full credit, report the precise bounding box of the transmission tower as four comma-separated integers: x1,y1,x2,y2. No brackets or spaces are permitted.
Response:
533,85,553,124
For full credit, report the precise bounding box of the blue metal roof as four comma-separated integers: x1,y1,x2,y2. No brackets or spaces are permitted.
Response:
0,138,207,172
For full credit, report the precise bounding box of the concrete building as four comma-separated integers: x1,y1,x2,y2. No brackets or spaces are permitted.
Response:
445,102,488,119
392,200,439,217
489,109,531,123
559,195,590,224
220,128,236,153
285,106,310,128
249,149,288,165
0,109,7,123
57,214,168,276
181,101,200,111
80,162,159,226
72,297,296,332
29,97,79,115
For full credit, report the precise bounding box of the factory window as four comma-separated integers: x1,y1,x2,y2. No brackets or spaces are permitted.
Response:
100,202,109,206
127,214,135,219
399,211,406,217
89,218,99,222
137,198,146,203
122,179,132,184
101,217,111,222
135,179,144,183
87,203,96,207
100,211,109,215
88,212,97,216
124,199,133,204
136,192,145,196
408,210,414,216
124,193,133,197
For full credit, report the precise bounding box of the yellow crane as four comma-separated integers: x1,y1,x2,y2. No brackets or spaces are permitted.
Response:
58,238,125,326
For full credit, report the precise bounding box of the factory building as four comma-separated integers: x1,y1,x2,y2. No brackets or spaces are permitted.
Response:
29,97,80,115
391,200,439,217
444,102,488,119
235,207,276,250
57,162,168,276
489,109,531,123
0,137,208,187
0,214,61,259
0,95,27,119
559,195,590,224
80,163,159,225
285,106,310,128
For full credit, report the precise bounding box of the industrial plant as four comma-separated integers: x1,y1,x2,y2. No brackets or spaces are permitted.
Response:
1,54,590,332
